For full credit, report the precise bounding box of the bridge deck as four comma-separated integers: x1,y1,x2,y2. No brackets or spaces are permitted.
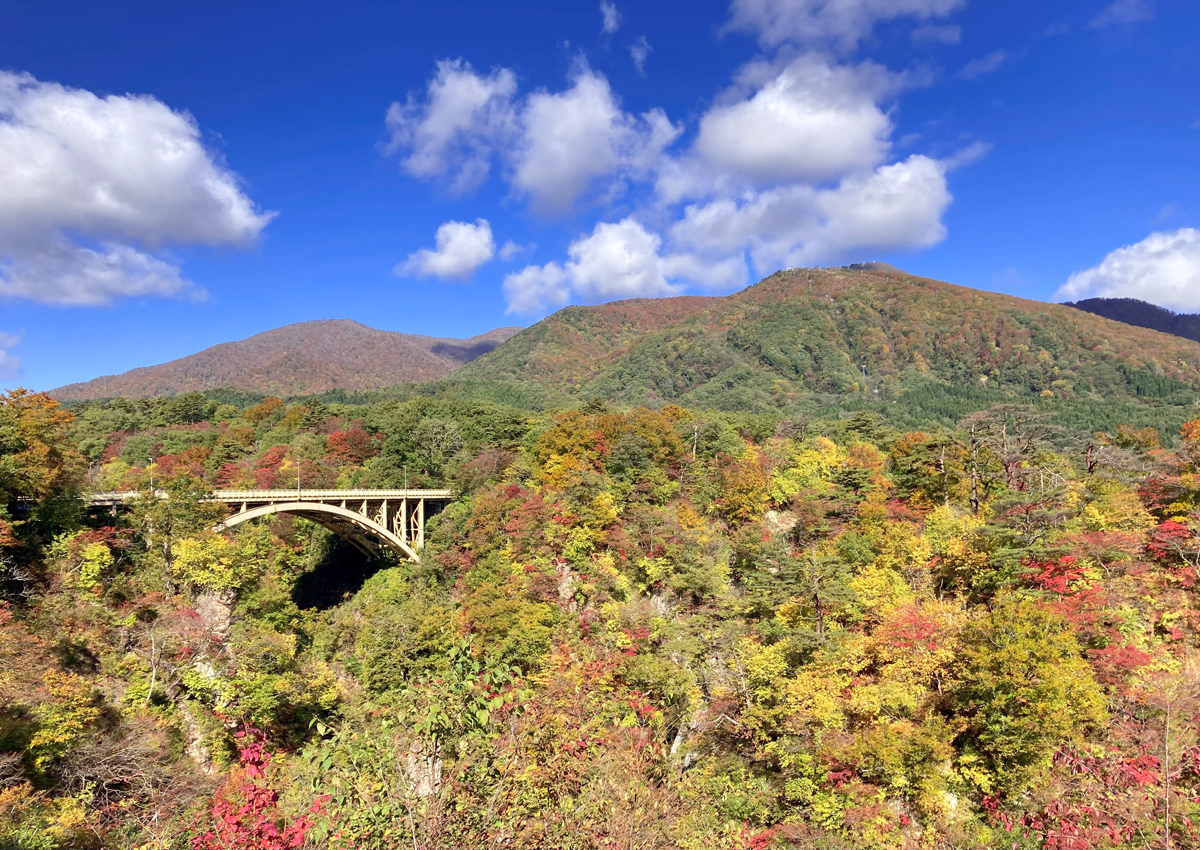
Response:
86,488,456,559
87,488,455,506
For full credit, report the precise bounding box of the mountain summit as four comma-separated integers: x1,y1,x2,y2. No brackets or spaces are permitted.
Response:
454,265,1200,413
51,320,522,400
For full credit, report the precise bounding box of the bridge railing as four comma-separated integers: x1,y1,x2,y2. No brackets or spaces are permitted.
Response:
86,488,456,506
208,488,457,501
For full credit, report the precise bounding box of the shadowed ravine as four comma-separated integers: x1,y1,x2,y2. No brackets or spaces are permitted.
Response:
290,538,389,610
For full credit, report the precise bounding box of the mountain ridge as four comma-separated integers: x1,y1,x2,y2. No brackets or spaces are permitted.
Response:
1065,296,1200,345
52,271,1200,417
452,265,1200,414
51,319,523,400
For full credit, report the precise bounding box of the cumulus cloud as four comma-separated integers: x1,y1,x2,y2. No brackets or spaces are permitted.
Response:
384,59,517,194
0,239,195,306
1056,228,1200,311
959,49,1008,79
0,71,273,305
566,219,682,302
386,62,679,215
1090,0,1154,28
600,1,621,34
671,155,951,273
630,37,652,75
658,56,898,202
503,217,745,313
725,0,964,51
911,23,961,44
498,46,967,312
512,68,680,214
0,332,21,380
399,218,495,280
502,264,571,314
394,29,976,312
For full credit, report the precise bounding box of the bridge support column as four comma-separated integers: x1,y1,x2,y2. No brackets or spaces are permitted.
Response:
398,499,408,545
417,497,425,550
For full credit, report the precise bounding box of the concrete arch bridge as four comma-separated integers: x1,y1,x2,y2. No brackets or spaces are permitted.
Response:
87,489,454,561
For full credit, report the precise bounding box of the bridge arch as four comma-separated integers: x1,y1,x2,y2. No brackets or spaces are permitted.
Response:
215,501,420,561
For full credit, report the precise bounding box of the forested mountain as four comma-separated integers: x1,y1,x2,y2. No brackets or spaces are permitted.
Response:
51,269,1200,432
458,266,1200,416
1066,296,1200,345
50,320,522,401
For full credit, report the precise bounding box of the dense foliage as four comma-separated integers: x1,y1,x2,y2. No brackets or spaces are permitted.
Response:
2,375,1199,849
1068,297,1200,346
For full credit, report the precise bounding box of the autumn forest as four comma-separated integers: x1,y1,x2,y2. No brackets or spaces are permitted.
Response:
3,271,1200,849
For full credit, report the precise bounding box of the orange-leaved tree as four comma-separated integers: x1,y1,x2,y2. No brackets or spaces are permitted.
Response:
0,389,85,563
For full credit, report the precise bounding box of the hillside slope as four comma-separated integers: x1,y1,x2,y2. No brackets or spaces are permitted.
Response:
1066,297,1200,345
52,320,522,400
457,266,1200,415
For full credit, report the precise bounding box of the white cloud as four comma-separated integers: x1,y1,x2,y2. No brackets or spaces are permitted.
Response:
512,68,680,214
387,62,680,216
600,1,622,34
0,239,196,306
1057,228,1200,311
384,59,517,194
0,71,273,305
671,154,951,273
395,41,974,311
725,0,964,51
567,218,682,302
911,23,961,44
503,263,570,313
0,332,21,380
660,252,749,290
504,217,745,313
630,37,652,75
657,57,900,203
499,240,530,260
942,140,992,171
498,48,966,312
959,49,1008,79
1090,0,1154,28
399,218,495,280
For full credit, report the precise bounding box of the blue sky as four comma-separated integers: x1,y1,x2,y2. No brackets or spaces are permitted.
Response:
1,0,1197,391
